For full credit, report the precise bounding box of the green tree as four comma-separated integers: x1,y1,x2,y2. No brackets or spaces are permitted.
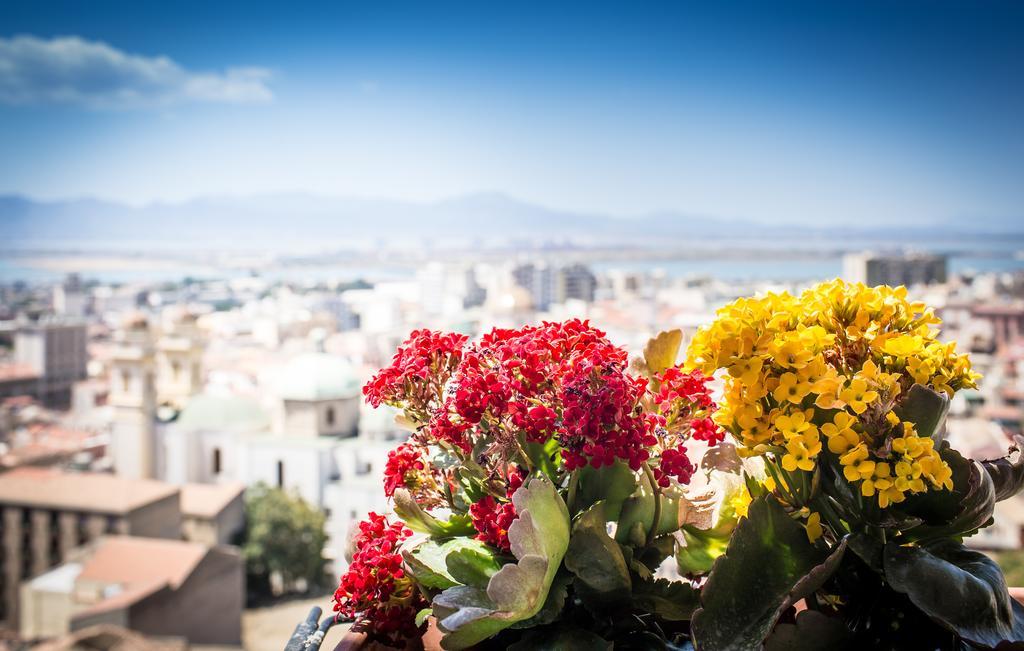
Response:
240,483,329,601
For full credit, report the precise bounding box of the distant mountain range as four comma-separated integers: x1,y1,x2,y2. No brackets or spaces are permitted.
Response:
0,192,1020,247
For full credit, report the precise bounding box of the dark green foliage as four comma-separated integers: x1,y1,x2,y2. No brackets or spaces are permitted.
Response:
691,496,834,651
884,540,1024,648
241,483,328,600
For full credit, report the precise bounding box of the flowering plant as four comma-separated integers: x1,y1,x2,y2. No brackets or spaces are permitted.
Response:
687,280,1024,649
334,320,734,648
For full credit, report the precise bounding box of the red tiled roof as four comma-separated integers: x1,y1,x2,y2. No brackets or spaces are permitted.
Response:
77,535,207,590
0,468,178,513
180,482,245,519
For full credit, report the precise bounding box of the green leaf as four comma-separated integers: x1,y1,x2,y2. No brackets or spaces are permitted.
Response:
644,329,683,376
764,610,853,651
415,607,433,628
690,496,842,651
508,625,613,651
615,474,684,545
631,577,699,622
894,383,950,443
512,571,572,629
446,541,505,588
432,476,571,650
675,525,731,576
393,488,476,537
847,532,883,573
525,438,562,482
564,502,632,610
883,539,1024,648
982,435,1024,502
573,460,638,520
405,538,501,591
404,542,459,590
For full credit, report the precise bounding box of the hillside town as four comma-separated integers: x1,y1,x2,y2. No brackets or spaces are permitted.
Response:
1,250,1023,648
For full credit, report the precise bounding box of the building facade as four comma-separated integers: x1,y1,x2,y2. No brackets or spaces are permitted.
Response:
842,252,948,287
0,468,182,628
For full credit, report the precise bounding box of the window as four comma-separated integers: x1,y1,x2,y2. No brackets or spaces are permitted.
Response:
212,447,222,474
325,406,335,427
276,460,285,488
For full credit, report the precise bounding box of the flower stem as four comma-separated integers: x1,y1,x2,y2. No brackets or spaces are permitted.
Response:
642,463,662,548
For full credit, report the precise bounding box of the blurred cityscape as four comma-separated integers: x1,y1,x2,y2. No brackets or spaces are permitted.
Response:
3,1,1024,646
1,241,1023,648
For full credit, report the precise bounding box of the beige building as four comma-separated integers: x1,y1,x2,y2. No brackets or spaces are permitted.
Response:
180,482,246,546
19,536,243,646
0,468,182,628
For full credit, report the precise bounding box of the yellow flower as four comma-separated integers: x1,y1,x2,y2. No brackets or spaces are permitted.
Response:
771,336,814,369
774,409,817,440
860,462,891,497
729,356,764,386
684,279,974,506
813,376,846,410
884,334,925,357
798,326,835,353
730,487,752,518
781,428,822,472
840,443,874,482
804,510,823,543
839,379,879,414
822,411,860,454
906,355,934,385
773,372,813,404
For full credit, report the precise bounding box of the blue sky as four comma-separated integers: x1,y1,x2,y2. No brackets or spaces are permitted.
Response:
0,0,1022,226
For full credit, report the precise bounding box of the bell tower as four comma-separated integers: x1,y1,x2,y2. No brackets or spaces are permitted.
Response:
110,312,157,479
156,309,204,409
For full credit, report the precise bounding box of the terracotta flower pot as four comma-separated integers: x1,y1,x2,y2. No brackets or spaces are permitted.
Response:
333,619,443,651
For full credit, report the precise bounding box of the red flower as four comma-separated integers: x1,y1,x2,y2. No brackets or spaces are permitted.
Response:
470,496,518,553
653,447,696,487
559,358,654,472
469,467,525,553
691,416,725,446
363,329,468,421
333,513,426,647
382,443,426,497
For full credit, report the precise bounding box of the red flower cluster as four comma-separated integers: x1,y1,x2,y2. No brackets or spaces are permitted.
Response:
363,329,468,420
469,469,524,552
333,513,426,647
469,496,517,553
654,447,696,487
691,416,725,446
382,443,426,497
559,362,654,471
654,367,716,411
368,320,720,494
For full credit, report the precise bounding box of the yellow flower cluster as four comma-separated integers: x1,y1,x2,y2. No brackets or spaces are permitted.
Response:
688,280,978,509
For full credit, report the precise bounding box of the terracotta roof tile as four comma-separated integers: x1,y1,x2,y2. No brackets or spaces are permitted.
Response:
180,482,245,519
0,468,178,513
77,535,208,590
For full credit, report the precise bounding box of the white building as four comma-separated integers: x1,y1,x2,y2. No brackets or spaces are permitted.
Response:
103,317,399,569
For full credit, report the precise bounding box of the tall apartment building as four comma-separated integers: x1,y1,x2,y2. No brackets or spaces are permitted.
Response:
842,252,948,288
0,468,182,628
11,320,88,408
512,262,596,311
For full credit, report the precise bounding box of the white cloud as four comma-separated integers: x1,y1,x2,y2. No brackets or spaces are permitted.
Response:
0,34,273,108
